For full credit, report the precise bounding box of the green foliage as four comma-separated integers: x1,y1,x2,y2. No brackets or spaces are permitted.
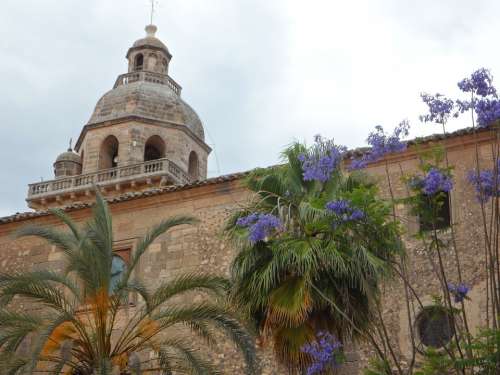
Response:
414,348,453,375
363,357,392,375
226,142,402,373
397,327,500,375
454,328,500,374
0,191,257,375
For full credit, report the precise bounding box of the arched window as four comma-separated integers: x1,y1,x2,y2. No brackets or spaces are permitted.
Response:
99,135,119,170
109,255,127,294
135,53,144,71
144,135,166,162
188,151,199,180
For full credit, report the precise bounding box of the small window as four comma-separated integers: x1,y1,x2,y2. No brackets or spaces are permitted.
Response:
109,254,127,294
135,54,144,71
419,191,451,232
415,306,455,350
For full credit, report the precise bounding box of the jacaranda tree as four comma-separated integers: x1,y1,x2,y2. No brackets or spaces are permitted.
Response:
0,192,256,375
225,137,403,373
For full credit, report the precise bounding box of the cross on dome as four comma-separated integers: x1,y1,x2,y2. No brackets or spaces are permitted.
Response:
149,0,160,25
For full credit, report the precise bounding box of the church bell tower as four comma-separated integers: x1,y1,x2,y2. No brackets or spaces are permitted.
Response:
27,25,211,210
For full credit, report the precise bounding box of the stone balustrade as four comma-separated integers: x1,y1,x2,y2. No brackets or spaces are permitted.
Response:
113,71,182,96
27,158,190,199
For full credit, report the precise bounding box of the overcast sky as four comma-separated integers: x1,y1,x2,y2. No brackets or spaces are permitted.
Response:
0,0,499,216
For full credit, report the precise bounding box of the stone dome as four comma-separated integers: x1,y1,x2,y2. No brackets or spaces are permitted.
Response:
55,150,81,164
87,81,205,140
53,148,82,178
128,25,171,58
133,35,168,51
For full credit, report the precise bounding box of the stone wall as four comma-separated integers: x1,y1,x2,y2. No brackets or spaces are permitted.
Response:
0,129,496,373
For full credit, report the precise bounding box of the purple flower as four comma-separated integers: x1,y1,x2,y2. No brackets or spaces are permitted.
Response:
467,162,500,202
448,282,470,303
302,332,343,375
474,98,500,128
420,93,456,124
236,213,282,244
350,121,410,170
299,136,347,182
421,168,453,196
455,99,473,114
458,68,497,97
236,213,259,227
349,157,368,170
326,199,365,223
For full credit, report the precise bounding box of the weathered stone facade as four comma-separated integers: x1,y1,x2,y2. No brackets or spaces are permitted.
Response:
0,24,495,374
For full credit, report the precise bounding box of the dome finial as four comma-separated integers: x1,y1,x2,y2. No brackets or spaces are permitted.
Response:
145,24,158,37
68,138,73,152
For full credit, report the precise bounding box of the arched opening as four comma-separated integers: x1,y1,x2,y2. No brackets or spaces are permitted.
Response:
134,53,144,71
188,151,199,180
99,135,119,170
144,135,166,162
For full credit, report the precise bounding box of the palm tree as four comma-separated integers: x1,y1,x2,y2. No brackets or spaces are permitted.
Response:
225,141,402,373
0,192,256,375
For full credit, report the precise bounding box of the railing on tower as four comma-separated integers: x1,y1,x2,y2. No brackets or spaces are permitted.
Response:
113,71,182,96
27,158,191,199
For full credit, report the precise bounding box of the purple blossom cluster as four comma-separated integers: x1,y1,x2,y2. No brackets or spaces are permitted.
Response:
467,162,500,202
350,121,410,170
298,136,347,182
301,332,343,375
474,98,500,128
456,68,500,128
420,93,456,124
236,213,282,244
421,168,453,196
458,68,497,97
448,282,470,303
326,199,365,223
421,69,500,128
